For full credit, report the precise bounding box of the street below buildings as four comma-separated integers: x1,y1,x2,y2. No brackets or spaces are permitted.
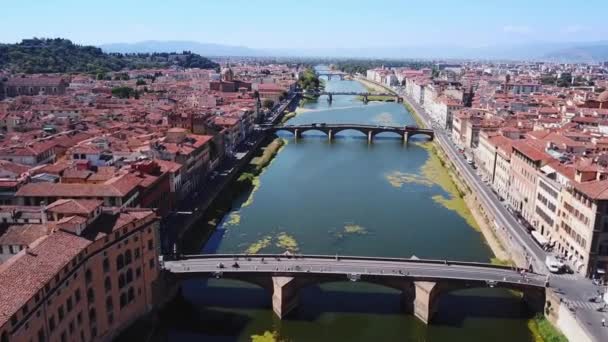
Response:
399,89,608,342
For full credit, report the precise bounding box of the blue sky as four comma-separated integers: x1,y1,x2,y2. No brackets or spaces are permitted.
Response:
1,0,606,48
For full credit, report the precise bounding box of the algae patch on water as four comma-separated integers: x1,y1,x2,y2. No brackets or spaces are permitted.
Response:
386,141,480,231
343,224,368,235
385,171,433,188
224,211,241,226
251,331,283,342
240,139,287,208
245,236,272,254
276,232,299,252
332,223,369,240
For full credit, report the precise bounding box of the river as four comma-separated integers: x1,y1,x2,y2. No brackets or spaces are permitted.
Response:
157,67,538,342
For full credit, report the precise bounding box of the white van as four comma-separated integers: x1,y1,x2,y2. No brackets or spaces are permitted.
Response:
545,256,564,273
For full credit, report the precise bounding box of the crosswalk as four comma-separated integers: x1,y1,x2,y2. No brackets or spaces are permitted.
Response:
552,273,582,281
568,299,606,311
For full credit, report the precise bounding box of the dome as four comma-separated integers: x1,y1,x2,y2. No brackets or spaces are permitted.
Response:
598,90,608,102
220,67,234,82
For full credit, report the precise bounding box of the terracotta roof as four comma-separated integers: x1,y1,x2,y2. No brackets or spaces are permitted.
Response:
16,177,140,198
46,199,102,216
0,231,88,327
0,224,48,246
512,141,551,162
573,180,608,200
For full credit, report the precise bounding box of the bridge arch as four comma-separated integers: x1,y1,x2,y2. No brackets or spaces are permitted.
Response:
406,131,434,141
331,128,369,139
372,131,405,140
413,279,546,323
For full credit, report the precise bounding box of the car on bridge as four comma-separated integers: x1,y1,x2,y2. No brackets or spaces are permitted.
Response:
405,125,418,129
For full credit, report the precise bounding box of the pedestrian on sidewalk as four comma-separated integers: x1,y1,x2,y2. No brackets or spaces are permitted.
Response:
602,318,606,327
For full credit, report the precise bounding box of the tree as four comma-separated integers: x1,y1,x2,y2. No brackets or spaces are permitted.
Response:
136,79,146,86
0,38,219,74
262,99,275,109
253,90,260,99
111,86,137,99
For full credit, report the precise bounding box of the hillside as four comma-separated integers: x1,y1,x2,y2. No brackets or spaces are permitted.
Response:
0,38,219,74
100,40,260,56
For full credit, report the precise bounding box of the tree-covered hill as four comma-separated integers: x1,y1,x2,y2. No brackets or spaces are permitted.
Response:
0,38,219,74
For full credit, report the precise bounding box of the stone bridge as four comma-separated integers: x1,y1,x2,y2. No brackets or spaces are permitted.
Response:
305,91,402,103
316,71,348,80
161,254,547,323
266,123,434,143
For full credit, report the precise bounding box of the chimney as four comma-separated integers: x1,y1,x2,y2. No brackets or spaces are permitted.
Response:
40,201,47,226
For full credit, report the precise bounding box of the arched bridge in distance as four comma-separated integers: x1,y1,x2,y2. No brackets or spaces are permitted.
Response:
315,71,348,80
265,123,434,143
161,254,548,323
303,91,403,103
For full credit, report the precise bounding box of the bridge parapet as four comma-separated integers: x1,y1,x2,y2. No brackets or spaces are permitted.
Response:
162,254,547,322
267,124,433,143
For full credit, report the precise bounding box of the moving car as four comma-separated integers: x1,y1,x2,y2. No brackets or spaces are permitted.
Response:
545,255,564,273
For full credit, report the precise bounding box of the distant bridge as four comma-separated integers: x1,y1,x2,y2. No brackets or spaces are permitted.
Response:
162,254,547,322
266,123,434,143
302,91,402,103
315,71,348,80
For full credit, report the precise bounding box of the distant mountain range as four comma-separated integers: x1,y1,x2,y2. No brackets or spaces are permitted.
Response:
99,40,608,62
100,40,261,57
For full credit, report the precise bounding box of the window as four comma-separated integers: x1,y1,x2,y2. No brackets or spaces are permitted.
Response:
119,274,126,289
126,269,133,284
103,258,110,273
105,277,112,292
58,305,65,321
49,316,56,332
67,297,73,312
149,258,155,269
87,288,95,302
148,239,154,251
60,331,67,342
106,297,113,312
10,314,17,327
116,255,125,270
88,308,96,323
134,248,140,260
85,269,92,284
128,287,135,303
108,312,114,325
77,312,82,325
136,267,141,279
74,289,81,303
125,250,132,265
37,329,45,342
120,293,127,308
